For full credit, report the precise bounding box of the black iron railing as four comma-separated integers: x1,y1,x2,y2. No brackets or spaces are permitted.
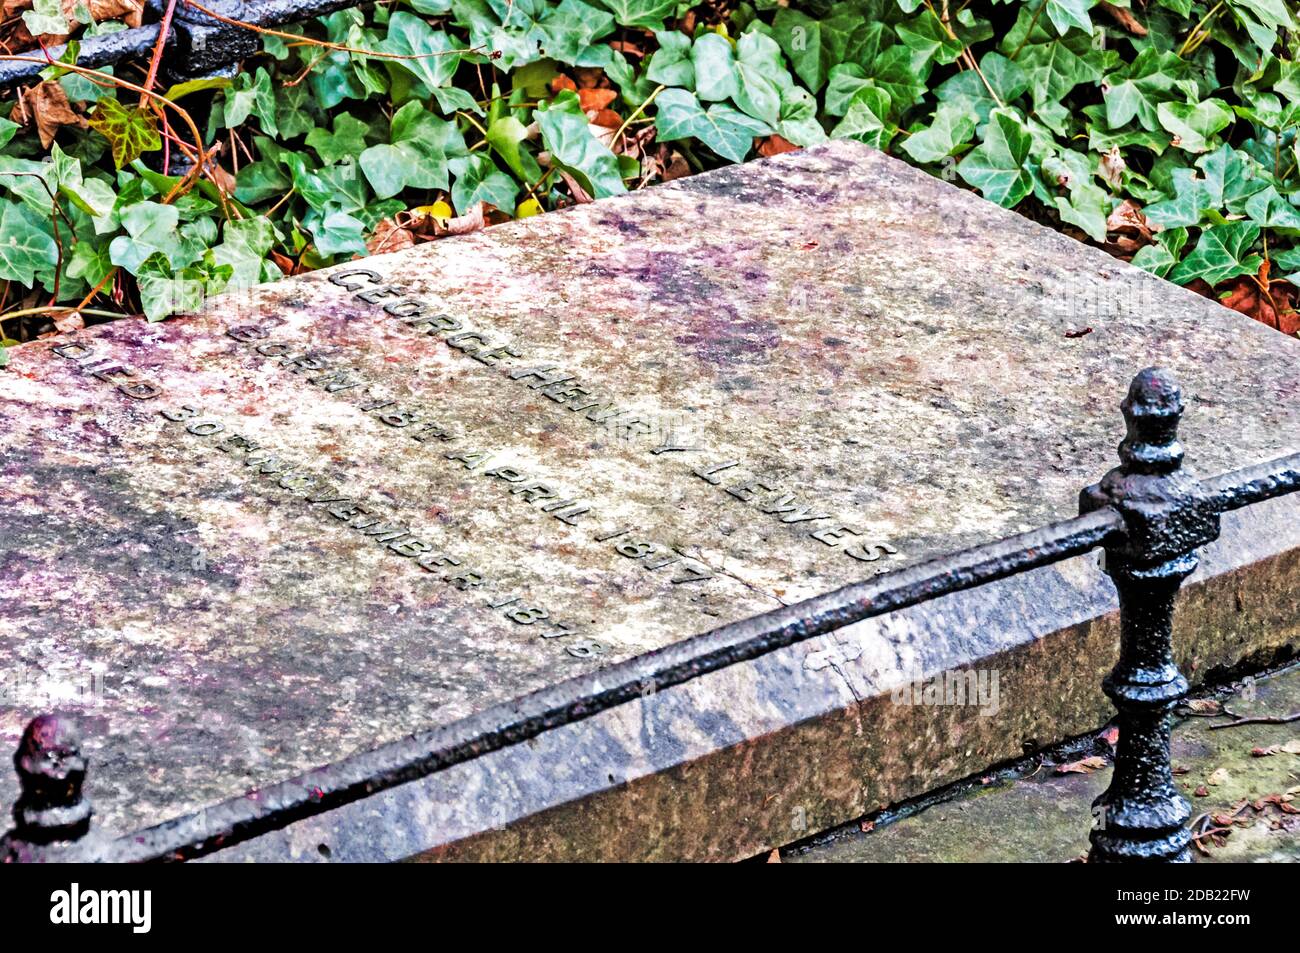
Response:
3,366,1299,863
0,0,360,90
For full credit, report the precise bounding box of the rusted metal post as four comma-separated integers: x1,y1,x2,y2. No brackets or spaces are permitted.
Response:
0,714,92,862
1080,368,1221,862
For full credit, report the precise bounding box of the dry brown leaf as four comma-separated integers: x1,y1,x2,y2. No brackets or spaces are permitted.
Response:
52,311,83,334
588,108,622,130
765,848,780,863
1184,698,1222,714
1106,199,1152,241
367,218,415,256
24,80,86,149
556,168,593,204
433,201,487,237
758,134,800,158
550,75,577,94
572,67,605,89
607,39,644,57
578,87,617,112
1099,146,1126,188
1099,0,1148,36
1055,755,1107,775
87,0,144,27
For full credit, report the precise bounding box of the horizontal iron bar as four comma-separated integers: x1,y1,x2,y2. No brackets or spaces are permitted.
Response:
0,0,364,90
1202,451,1300,513
77,506,1126,862
0,25,163,89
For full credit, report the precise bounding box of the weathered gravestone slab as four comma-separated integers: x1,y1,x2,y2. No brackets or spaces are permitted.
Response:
2,140,1300,861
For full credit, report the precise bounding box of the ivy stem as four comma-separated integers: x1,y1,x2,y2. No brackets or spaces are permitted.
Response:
1178,0,1224,58
0,307,126,324
140,0,179,109
611,84,665,147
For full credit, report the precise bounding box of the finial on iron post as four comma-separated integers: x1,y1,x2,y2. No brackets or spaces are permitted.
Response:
1,714,92,861
1080,368,1221,863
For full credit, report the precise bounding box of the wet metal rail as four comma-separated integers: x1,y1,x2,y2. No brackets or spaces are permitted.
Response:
0,0,362,90
4,367,1300,863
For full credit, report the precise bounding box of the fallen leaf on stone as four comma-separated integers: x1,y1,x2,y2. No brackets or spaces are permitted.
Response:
1184,698,1222,714
1194,785,1210,797
1055,756,1107,774
1173,764,1191,775
1106,199,1152,242
556,168,594,204
758,135,801,158
432,201,487,237
1207,767,1231,786
52,310,83,334
367,218,415,256
1255,793,1300,814
765,849,780,863
1251,745,1280,757
1100,725,1119,748
860,820,875,833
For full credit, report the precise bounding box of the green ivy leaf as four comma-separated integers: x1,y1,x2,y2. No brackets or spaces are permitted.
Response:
590,0,675,30
1044,0,1094,36
87,98,162,169
382,12,466,107
451,154,520,212
732,31,790,126
646,30,695,88
306,113,372,165
831,86,894,150
135,252,224,322
901,102,976,164
213,217,277,288
22,0,69,37
536,89,626,197
693,33,737,103
775,86,828,147
958,108,1034,207
1103,49,1182,132
109,202,193,274
359,101,458,199
771,8,828,92
655,87,767,163
223,67,279,137
486,114,543,182
0,200,57,286
1167,222,1264,285
1157,99,1234,153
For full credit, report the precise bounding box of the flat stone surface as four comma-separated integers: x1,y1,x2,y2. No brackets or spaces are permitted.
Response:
782,662,1300,863
2,140,1300,840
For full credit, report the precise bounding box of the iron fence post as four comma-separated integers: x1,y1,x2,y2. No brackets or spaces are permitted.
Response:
1080,367,1221,862
0,714,92,862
